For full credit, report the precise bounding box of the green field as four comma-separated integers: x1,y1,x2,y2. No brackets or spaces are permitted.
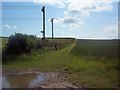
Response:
71,39,118,58
2,37,119,88
1,37,8,48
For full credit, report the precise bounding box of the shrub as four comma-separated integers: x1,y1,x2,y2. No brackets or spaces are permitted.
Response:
5,33,36,54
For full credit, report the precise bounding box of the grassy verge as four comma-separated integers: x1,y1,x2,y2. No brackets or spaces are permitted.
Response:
3,40,118,88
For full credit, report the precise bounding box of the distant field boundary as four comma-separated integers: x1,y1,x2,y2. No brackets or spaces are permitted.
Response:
0,36,76,40
0,37,9,38
1,37,120,40
77,39,120,41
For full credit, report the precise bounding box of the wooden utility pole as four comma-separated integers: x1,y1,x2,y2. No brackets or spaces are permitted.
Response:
50,18,54,40
41,6,45,40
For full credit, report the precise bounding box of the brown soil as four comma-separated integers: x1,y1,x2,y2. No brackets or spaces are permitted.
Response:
33,72,80,89
2,68,83,89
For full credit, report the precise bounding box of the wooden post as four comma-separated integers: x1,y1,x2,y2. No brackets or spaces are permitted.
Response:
50,18,54,40
41,6,45,40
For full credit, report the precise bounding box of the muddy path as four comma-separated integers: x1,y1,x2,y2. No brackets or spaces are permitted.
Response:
33,72,78,89
2,68,83,89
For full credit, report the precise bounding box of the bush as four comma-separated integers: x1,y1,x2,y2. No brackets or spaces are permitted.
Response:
5,33,37,54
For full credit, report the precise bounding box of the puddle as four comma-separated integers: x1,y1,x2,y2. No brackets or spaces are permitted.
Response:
2,73,46,88
1,72,79,88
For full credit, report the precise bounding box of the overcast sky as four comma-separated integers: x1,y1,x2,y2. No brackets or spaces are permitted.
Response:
1,0,119,39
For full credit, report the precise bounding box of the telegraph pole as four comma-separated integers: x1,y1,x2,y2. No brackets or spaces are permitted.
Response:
41,6,45,40
50,18,54,40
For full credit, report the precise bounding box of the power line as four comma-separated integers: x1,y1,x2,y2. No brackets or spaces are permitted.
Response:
1,18,44,19
1,6,58,9
1,18,54,19
1,17,58,21
1,18,45,21
1,18,43,21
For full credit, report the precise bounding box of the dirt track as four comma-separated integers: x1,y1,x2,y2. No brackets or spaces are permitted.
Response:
33,72,80,89
2,68,83,89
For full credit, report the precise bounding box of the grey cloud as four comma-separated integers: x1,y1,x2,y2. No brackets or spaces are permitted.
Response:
63,18,77,24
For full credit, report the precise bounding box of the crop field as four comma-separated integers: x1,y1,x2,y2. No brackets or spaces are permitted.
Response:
71,39,118,58
2,36,119,88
